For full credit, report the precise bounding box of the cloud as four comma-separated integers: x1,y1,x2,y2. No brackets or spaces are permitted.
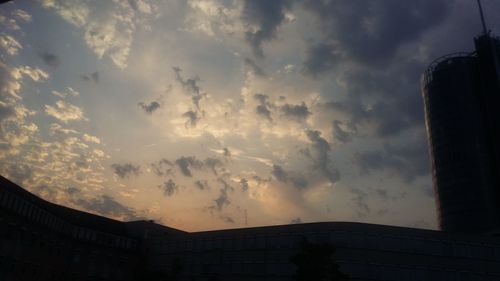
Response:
0,61,47,157
138,100,160,114
280,102,311,121
195,179,210,191
44,100,87,123
175,156,203,177
52,87,80,98
48,123,79,136
271,164,309,190
182,110,200,128
302,0,450,67
38,51,60,67
223,147,231,157
272,164,288,182
221,215,235,224
162,179,178,196
1,163,32,186
12,66,49,82
244,57,266,77
241,0,293,57
353,138,430,183
302,42,341,77
350,187,370,218
41,0,90,27
173,66,205,109
304,129,340,183
297,1,453,137
204,157,224,176
111,163,141,178
0,35,22,55
82,133,101,144
81,71,99,83
74,195,139,221
254,93,272,121
41,0,156,69
332,120,357,143
151,158,173,176
13,9,32,22
214,185,231,210
240,178,249,192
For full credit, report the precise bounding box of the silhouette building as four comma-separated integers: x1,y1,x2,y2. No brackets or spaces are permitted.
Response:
3,176,500,281
422,29,500,233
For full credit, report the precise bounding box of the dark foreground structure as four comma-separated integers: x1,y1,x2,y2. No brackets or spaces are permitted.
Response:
422,32,500,233
2,176,500,281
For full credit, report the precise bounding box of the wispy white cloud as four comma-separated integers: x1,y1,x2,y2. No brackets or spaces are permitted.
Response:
44,100,87,123
41,0,160,69
0,35,22,55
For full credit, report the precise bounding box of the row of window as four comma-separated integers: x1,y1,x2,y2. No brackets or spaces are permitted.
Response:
0,188,137,251
153,229,500,261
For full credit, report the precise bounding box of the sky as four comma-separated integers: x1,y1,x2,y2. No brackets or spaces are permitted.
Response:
1,0,499,232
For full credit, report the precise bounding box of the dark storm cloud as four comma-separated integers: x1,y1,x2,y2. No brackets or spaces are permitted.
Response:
302,0,451,68
254,93,273,121
174,156,225,177
81,71,99,83
290,176,309,189
111,163,141,178
162,179,178,197
214,185,231,210
217,175,234,191
302,42,341,77
323,60,427,137
182,110,200,128
138,101,160,114
175,156,203,177
280,102,311,121
223,147,231,157
271,164,309,189
240,178,249,192
195,180,210,190
151,158,173,176
241,0,293,57
353,138,430,183
74,195,139,220
272,164,288,182
173,66,200,95
172,66,205,109
38,51,60,67
204,157,224,176
304,129,340,183
254,93,269,104
294,1,453,137
244,57,266,77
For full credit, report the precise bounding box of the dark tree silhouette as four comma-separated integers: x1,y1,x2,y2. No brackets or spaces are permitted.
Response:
291,239,349,281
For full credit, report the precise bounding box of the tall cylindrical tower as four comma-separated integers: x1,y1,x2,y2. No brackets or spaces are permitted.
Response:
422,35,500,233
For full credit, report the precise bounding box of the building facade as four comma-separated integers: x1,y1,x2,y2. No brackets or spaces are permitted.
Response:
2,176,500,281
0,176,142,281
422,33,500,233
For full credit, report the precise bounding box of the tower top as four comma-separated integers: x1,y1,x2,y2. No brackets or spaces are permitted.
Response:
477,0,488,35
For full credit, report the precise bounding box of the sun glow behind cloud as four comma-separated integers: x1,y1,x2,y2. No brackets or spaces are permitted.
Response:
3,0,491,231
